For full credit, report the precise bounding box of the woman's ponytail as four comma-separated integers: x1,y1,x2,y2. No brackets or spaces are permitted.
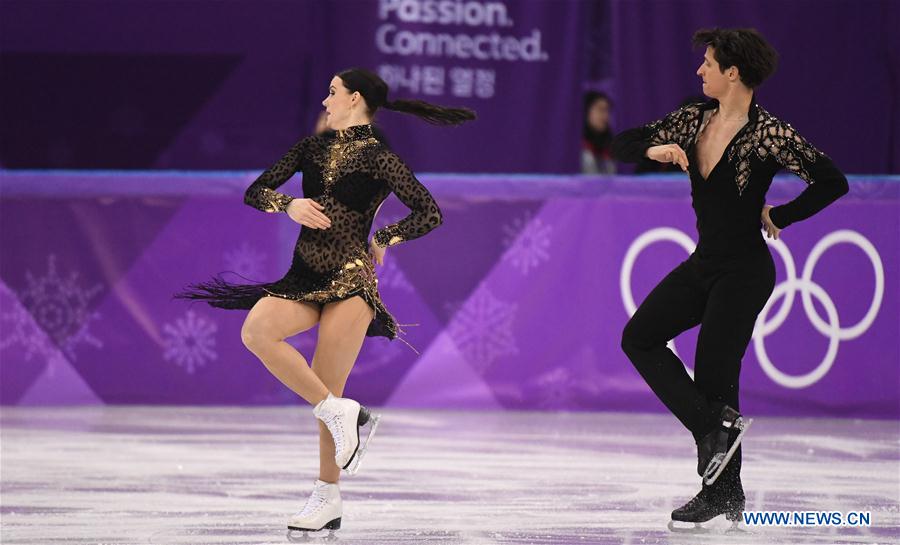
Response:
383,98,476,126
338,67,476,126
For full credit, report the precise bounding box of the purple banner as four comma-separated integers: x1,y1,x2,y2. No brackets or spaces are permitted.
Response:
2,0,897,173
1,172,897,418
611,0,900,174
0,0,584,173
317,0,584,173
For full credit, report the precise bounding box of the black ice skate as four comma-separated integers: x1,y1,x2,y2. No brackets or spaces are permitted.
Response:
668,484,746,532
697,405,752,486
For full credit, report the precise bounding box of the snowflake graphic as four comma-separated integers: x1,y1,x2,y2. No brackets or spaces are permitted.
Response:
447,286,518,374
223,242,267,281
0,281,67,371
162,310,218,374
1,256,103,367
502,213,553,275
532,367,576,410
377,258,413,293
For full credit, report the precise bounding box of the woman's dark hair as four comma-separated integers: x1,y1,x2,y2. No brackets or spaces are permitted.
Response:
583,91,612,122
583,91,613,153
692,28,779,88
337,68,476,126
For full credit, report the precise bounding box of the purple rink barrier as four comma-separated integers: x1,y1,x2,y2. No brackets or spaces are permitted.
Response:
0,172,897,418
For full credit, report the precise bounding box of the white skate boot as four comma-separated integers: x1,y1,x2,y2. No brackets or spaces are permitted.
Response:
286,480,341,541
313,393,381,475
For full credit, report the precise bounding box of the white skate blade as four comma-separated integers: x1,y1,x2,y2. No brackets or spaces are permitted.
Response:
287,518,340,542
344,413,381,476
286,529,338,542
668,519,749,534
667,520,710,533
703,418,752,486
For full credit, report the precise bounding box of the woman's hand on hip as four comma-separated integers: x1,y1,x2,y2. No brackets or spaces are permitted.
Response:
369,238,386,266
287,199,331,229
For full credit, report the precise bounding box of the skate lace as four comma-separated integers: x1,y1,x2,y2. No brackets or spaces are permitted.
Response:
320,413,346,454
683,491,709,511
296,486,329,518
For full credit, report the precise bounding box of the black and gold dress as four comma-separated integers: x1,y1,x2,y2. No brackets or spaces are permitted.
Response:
179,124,442,339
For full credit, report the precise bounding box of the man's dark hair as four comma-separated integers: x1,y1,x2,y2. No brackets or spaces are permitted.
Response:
692,28,779,88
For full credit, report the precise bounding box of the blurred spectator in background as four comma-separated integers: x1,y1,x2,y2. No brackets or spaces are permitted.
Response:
635,94,707,174
314,111,330,135
581,91,616,174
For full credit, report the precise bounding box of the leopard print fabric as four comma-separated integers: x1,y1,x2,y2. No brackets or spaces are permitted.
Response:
645,103,704,152
609,98,846,254
245,124,443,272
728,106,823,194
644,102,824,195
182,124,442,340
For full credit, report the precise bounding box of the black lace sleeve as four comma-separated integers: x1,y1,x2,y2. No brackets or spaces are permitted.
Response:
372,150,443,248
763,119,849,229
243,137,311,213
612,104,702,163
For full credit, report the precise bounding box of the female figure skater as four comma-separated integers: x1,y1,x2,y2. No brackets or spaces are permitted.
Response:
613,28,847,527
178,68,475,537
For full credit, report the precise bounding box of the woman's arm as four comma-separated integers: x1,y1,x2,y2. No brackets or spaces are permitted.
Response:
372,150,443,248
243,138,310,213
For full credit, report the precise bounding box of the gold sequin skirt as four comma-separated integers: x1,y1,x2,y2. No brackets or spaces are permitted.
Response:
175,248,398,339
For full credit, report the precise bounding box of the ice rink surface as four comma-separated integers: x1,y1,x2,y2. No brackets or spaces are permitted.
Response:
1,407,897,544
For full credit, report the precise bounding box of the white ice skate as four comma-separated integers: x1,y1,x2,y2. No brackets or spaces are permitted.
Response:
286,480,342,541
314,393,381,475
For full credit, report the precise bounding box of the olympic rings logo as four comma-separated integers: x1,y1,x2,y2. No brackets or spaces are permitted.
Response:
620,227,884,389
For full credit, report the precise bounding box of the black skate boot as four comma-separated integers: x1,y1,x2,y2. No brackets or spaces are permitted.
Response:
669,478,745,532
696,405,752,485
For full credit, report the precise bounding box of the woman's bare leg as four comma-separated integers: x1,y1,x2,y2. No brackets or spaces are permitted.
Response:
311,296,375,483
241,296,330,405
